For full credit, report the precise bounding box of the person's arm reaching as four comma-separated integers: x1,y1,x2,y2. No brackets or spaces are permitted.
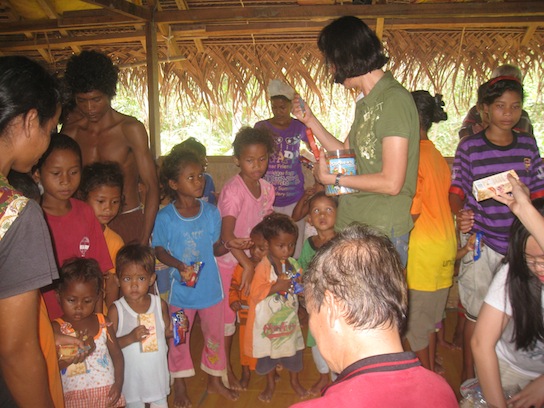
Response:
0,290,55,407
291,95,344,151
471,302,509,408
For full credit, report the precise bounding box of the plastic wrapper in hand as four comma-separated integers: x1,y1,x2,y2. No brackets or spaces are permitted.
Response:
459,378,520,407
181,261,204,288
172,309,189,346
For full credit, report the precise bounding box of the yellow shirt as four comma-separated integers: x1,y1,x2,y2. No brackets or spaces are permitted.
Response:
407,140,457,291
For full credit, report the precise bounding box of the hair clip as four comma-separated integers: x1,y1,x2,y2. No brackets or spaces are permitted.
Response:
488,76,521,86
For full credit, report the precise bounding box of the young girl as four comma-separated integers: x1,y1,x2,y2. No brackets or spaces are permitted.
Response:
109,244,170,408
152,150,239,407
53,257,124,408
472,198,544,408
229,221,268,389
34,133,113,319
297,191,337,395
217,126,276,389
245,213,307,402
449,77,544,381
79,161,125,310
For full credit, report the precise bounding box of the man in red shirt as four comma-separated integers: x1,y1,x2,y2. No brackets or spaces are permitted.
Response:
291,224,458,408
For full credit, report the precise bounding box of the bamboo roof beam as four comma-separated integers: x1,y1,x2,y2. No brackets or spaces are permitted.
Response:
35,0,81,54
154,2,544,24
521,23,539,46
80,0,151,20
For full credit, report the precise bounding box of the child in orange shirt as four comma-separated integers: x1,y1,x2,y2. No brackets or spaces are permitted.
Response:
229,221,268,389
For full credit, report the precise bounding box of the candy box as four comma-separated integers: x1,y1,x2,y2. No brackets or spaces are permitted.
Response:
472,169,519,202
58,345,79,360
138,313,158,352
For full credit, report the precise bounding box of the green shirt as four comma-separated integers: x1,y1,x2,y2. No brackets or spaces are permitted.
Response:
336,71,420,238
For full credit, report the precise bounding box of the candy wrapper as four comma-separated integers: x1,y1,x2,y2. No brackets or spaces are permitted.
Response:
474,232,483,261
472,169,519,202
138,313,158,352
181,261,204,288
172,310,189,346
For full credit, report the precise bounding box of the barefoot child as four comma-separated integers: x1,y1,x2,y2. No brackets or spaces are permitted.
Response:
229,221,268,389
53,258,125,407
152,150,239,407
217,126,276,389
297,191,338,394
246,213,307,402
109,244,170,407
79,161,125,310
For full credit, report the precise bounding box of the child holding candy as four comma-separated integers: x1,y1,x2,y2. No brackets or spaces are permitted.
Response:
152,149,239,407
245,213,307,402
108,244,170,407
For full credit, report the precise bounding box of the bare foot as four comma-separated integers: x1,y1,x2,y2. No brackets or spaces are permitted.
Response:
173,378,192,408
240,366,251,390
208,375,239,401
290,372,310,399
258,373,276,403
309,373,329,396
226,368,243,391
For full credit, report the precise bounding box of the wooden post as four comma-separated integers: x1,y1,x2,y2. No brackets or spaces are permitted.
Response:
145,20,161,159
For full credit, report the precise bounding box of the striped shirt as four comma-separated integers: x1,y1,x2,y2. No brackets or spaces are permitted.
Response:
450,130,544,254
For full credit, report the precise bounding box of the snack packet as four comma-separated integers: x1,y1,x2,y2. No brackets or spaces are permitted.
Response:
172,310,189,346
181,261,204,288
138,313,158,352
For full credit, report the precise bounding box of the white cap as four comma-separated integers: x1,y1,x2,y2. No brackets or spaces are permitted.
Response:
268,79,295,100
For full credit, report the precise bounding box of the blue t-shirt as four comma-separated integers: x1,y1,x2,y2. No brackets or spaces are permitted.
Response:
202,173,216,205
152,200,223,309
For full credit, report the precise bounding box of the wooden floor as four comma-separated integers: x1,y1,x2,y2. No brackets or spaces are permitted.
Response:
168,309,463,408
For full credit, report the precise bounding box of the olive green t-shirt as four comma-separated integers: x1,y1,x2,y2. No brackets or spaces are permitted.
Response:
336,71,420,238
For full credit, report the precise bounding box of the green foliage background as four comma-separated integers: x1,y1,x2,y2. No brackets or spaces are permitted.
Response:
113,72,543,158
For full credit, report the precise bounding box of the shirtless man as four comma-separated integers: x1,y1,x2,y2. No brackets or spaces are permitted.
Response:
62,50,159,245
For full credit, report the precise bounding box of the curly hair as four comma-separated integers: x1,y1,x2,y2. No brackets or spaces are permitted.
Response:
232,126,276,158
64,50,118,98
160,149,202,201
411,91,448,132
59,257,103,295
261,213,298,242
318,16,389,84
79,161,124,201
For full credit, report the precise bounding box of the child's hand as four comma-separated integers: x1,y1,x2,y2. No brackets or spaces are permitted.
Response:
456,209,475,234
277,277,293,293
227,238,254,250
107,381,123,407
465,233,477,252
176,262,193,282
230,301,242,312
130,325,150,344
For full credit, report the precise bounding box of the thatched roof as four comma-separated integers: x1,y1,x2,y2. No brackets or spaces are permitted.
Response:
1,0,543,154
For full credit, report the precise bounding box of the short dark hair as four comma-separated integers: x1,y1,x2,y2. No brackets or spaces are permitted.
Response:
59,257,103,295
79,161,124,201
0,56,61,135
261,213,298,242
65,50,119,98
305,223,407,332
160,150,202,201
318,16,389,84
411,91,448,132
307,191,338,211
34,133,82,171
232,126,276,158
482,77,524,105
116,244,155,277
